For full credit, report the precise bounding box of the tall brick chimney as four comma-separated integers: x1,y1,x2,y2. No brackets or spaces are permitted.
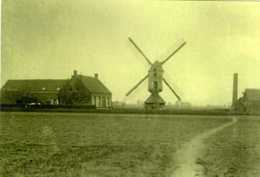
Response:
232,73,238,108
94,73,99,79
73,70,78,77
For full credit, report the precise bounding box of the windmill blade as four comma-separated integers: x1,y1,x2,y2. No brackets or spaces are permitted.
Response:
126,74,148,96
128,37,152,65
163,78,181,101
161,41,186,65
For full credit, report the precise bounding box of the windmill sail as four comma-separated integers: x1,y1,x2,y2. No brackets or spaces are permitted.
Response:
163,78,181,101
161,41,186,65
126,74,148,96
128,37,152,65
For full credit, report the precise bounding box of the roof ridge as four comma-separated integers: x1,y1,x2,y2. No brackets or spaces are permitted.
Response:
2,76,111,94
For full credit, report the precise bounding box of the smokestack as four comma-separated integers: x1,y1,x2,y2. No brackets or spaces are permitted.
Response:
232,73,238,107
73,70,78,77
94,73,99,79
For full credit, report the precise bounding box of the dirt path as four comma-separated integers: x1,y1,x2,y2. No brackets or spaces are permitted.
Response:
171,117,238,177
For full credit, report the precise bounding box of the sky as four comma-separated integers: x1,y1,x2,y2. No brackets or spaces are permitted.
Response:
1,0,260,106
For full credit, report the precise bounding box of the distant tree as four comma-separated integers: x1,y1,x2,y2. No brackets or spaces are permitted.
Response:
58,79,89,105
235,97,247,113
15,89,38,105
58,81,73,105
72,79,89,103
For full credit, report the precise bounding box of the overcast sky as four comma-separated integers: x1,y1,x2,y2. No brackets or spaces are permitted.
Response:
1,0,260,106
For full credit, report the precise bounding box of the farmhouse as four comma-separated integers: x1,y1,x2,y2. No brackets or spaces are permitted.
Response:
0,71,112,108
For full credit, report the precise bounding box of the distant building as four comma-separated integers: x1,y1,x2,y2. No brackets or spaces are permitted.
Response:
231,73,260,114
112,101,126,108
0,70,112,108
175,101,192,109
237,89,260,114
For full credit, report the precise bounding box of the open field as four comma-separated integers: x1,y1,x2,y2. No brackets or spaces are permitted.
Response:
0,112,259,177
202,116,260,177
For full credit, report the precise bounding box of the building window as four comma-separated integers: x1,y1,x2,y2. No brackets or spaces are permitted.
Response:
99,96,102,107
91,95,95,105
95,96,98,107
102,96,106,107
106,96,108,107
108,97,110,107
55,99,59,105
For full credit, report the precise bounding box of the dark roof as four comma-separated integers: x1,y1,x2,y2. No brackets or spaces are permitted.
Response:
78,75,111,94
244,89,260,101
2,79,67,92
1,75,111,95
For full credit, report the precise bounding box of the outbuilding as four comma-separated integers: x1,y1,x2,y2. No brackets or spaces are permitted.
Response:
236,89,260,114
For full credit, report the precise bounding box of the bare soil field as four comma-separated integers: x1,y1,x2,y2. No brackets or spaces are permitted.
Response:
202,116,260,177
0,112,259,177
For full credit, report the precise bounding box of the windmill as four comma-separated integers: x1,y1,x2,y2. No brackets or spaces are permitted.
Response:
126,37,186,109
